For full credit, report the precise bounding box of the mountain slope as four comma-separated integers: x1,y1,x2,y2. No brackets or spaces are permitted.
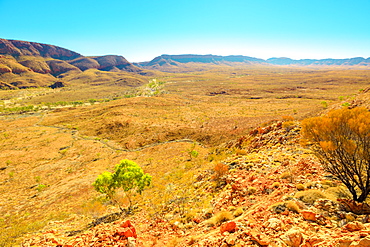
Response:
0,39,81,60
0,38,148,89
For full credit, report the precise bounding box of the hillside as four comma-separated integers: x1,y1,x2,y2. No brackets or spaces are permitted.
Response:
0,39,81,60
0,39,150,89
16,88,370,246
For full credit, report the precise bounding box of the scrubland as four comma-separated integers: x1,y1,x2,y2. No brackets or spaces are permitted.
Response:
0,66,369,246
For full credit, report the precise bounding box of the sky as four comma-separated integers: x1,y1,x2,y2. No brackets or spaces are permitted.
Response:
1,0,370,62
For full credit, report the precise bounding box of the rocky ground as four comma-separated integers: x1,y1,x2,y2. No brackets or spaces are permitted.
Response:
20,118,370,247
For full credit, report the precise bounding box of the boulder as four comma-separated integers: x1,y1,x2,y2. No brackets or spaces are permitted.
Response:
281,228,303,247
301,210,318,221
116,220,137,238
266,218,283,231
220,221,237,234
344,221,365,232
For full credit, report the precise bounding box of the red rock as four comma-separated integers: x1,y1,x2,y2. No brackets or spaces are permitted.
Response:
344,221,365,232
301,210,318,221
117,220,137,238
220,221,237,234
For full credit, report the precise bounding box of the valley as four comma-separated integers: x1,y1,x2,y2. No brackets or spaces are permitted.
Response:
1,39,370,246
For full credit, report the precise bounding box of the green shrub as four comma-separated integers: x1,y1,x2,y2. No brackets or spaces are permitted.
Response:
93,159,151,211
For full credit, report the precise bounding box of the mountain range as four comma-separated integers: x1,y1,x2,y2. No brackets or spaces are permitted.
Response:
1,38,370,88
136,54,370,71
0,38,146,89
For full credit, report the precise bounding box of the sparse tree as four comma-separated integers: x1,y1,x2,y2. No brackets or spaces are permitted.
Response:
301,107,370,202
93,159,152,211
186,142,199,161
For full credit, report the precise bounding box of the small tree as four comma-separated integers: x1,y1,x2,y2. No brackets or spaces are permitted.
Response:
93,159,152,211
186,142,199,161
301,107,370,202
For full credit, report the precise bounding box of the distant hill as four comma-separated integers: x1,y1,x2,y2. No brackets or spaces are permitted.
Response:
135,54,267,72
0,38,148,89
139,54,265,65
267,57,370,66
136,54,370,72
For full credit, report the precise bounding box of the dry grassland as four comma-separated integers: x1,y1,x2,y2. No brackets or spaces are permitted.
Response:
0,66,369,245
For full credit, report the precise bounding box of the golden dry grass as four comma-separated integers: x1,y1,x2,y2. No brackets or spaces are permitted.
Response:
0,66,369,245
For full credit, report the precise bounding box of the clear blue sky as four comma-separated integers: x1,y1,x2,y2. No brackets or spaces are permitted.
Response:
1,0,369,62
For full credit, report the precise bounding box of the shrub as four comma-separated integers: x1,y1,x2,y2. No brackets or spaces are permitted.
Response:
205,211,233,226
295,189,328,204
296,184,305,191
280,171,292,180
301,107,370,202
286,201,300,213
270,201,300,214
93,159,151,211
282,121,296,132
233,207,244,217
186,143,199,161
212,163,229,185
247,186,257,195
37,184,47,192
321,101,328,109
272,182,281,188
270,202,287,214
325,186,352,200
